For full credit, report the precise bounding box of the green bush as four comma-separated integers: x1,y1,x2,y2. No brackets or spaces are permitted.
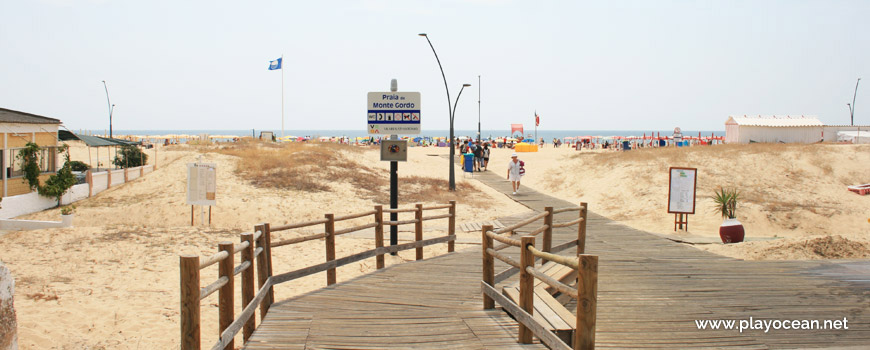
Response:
16,142,41,191
69,160,90,172
38,145,76,202
113,145,148,168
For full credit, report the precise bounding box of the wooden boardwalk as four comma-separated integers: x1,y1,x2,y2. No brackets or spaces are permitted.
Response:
244,169,870,349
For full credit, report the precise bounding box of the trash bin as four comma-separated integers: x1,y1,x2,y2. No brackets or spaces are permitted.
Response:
463,153,474,172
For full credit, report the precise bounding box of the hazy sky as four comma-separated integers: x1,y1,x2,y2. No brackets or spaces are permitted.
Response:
2,0,868,132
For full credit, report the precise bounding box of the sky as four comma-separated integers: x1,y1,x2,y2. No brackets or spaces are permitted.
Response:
1,0,868,132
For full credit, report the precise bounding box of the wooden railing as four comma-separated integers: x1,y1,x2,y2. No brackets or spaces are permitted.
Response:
179,201,456,350
481,203,598,350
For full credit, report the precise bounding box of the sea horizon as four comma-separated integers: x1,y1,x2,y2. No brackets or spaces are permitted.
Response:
75,129,727,140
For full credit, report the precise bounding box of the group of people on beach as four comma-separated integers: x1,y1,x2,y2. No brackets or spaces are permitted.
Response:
458,140,491,171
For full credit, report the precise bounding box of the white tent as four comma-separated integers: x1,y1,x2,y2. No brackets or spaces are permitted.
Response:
725,115,823,144
837,131,870,144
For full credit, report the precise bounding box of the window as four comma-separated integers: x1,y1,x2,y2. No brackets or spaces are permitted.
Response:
6,146,57,178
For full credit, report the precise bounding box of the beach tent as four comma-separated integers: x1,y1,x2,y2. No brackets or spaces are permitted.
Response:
514,142,538,152
725,115,823,144
837,131,870,144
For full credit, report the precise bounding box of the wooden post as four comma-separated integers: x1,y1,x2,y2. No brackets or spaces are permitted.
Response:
107,168,111,188
263,223,274,305
374,205,385,269
240,232,256,341
191,205,195,226
217,242,234,350
254,224,271,320
519,236,535,344
578,202,588,255
543,206,554,264
86,169,93,197
180,255,200,350
124,167,128,182
415,203,424,260
209,206,212,226
140,165,143,177
575,254,598,350
325,214,336,285
448,200,456,252
481,225,494,309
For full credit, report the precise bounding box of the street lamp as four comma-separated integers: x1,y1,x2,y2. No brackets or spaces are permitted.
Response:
478,75,481,144
850,78,861,126
102,80,113,138
419,33,470,191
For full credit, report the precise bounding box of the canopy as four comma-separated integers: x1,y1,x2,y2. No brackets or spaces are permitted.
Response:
511,124,524,136
58,130,140,147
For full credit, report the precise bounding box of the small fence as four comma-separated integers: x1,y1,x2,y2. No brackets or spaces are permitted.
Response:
481,203,598,350
179,201,456,350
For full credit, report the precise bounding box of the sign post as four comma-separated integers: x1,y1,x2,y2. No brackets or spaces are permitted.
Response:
187,162,217,226
667,167,697,231
369,81,420,253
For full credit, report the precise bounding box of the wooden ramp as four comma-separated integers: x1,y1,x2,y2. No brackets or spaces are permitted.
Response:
244,168,870,349
243,250,546,349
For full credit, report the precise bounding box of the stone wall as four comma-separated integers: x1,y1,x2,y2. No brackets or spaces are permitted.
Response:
0,261,17,350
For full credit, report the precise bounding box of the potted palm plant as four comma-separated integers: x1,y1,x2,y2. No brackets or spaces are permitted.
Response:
713,188,744,243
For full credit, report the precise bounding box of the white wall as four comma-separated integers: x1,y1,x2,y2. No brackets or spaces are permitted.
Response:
127,169,140,181
0,192,57,219
91,171,108,194
822,126,870,142
734,126,822,144
60,183,89,205
110,170,125,186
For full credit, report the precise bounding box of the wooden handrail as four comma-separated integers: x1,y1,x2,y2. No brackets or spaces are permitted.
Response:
382,207,418,213
486,230,521,247
271,233,327,248
422,213,452,221
334,210,377,222
486,248,520,268
232,261,251,276
526,245,579,269
383,219,419,226
552,217,583,228
200,276,228,300
334,222,379,236
553,206,582,214
271,218,329,231
495,212,549,234
199,251,229,270
422,203,452,210
233,240,250,254
525,266,578,298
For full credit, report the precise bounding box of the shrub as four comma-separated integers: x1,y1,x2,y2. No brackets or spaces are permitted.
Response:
113,145,148,168
16,142,41,190
38,145,77,202
69,160,90,172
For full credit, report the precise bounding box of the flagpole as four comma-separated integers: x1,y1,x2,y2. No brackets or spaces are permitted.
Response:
281,54,285,138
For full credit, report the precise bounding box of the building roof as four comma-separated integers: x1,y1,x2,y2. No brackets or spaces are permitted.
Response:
725,115,823,127
0,107,62,124
59,130,141,147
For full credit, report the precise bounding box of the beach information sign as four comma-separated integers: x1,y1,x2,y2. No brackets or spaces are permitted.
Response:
187,162,217,206
667,167,697,214
367,92,421,135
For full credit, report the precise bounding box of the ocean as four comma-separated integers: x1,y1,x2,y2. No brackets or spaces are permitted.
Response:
89,129,725,141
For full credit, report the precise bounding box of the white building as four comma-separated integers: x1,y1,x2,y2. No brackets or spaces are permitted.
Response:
725,115,823,144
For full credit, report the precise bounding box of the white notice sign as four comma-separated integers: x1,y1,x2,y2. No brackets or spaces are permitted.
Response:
668,167,697,214
367,92,421,135
187,162,217,206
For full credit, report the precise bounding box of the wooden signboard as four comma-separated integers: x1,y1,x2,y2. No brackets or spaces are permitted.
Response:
187,162,217,206
668,167,697,230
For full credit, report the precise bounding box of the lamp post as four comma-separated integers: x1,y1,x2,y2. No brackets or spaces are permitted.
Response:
102,80,113,138
850,78,861,125
419,33,470,191
478,75,481,144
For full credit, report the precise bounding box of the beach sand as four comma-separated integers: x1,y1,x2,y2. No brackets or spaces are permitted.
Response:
0,142,529,349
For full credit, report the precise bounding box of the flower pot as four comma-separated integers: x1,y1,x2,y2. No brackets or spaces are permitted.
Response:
719,218,744,244
61,214,74,228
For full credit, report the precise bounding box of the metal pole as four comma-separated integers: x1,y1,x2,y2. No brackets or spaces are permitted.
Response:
102,80,112,138
389,81,398,255
419,33,455,191
851,78,861,126
281,54,285,138
478,75,481,144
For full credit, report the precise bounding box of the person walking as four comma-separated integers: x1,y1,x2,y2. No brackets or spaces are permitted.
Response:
472,141,484,171
482,143,490,171
507,153,523,195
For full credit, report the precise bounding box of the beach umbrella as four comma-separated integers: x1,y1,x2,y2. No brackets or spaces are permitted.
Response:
522,138,534,143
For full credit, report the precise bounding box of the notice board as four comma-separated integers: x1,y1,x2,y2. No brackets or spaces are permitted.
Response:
187,162,217,206
668,167,697,214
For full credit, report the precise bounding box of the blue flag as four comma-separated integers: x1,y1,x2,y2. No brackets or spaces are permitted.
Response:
268,58,282,70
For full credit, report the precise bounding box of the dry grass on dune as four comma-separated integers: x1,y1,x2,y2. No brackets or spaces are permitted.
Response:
212,140,482,205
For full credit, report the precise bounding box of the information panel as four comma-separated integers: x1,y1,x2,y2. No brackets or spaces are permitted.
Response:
367,92,421,135
187,162,217,206
668,167,697,214
380,140,408,162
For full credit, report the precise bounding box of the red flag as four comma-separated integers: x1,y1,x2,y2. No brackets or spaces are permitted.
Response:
535,112,540,126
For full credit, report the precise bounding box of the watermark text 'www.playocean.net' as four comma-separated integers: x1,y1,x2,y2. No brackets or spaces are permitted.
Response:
695,317,849,333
